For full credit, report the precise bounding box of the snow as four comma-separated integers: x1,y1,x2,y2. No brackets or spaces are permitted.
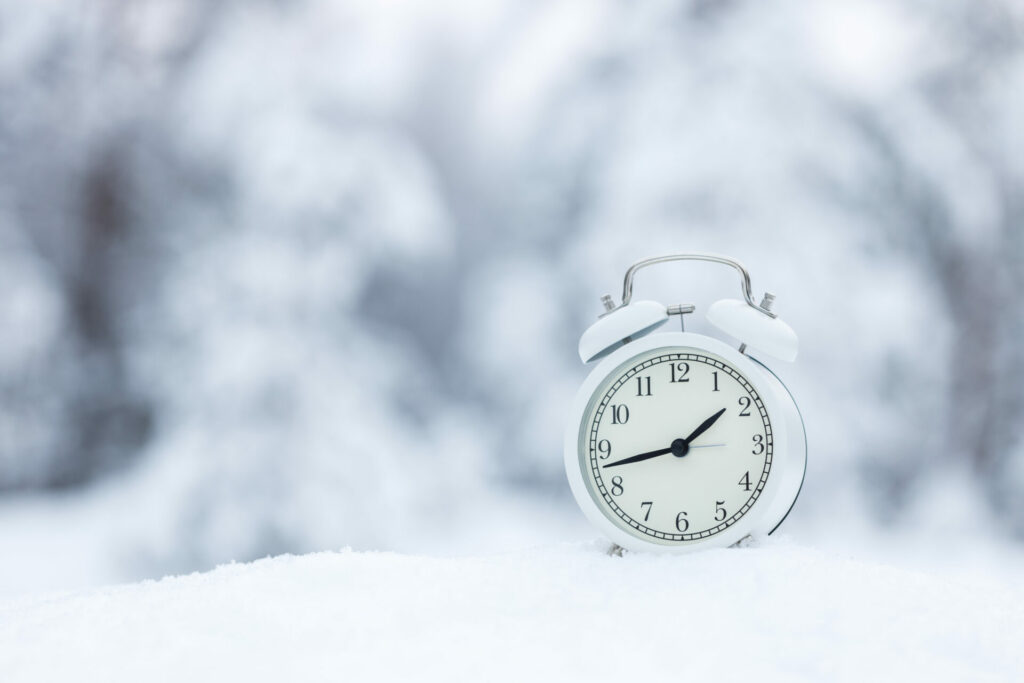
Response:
2,540,1021,682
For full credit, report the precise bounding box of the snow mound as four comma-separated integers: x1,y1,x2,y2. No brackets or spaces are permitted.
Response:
1,540,1021,682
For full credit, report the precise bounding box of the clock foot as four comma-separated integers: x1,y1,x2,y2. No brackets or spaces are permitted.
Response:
731,534,757,548
606,542,626,557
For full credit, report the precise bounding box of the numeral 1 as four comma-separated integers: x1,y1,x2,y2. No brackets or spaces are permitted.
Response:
712,371,719,392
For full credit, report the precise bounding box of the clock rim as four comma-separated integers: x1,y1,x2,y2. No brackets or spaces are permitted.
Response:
563,331,792,553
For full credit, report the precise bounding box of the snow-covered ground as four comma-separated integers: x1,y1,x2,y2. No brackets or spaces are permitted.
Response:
2,539,1021,682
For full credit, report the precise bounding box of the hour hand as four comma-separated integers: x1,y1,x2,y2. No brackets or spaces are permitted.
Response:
682,408,726,445
602,446,673,469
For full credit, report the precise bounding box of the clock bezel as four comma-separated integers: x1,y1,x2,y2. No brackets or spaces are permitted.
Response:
563,331,792,553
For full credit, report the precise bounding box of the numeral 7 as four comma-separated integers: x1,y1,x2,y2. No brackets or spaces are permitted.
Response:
640,501,653,522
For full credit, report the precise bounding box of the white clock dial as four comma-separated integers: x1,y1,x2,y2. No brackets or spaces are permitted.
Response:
578,347,772,544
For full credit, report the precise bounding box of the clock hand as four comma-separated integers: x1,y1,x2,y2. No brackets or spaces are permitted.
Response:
602,445,673,469
680,408,727,446
602,409,727,468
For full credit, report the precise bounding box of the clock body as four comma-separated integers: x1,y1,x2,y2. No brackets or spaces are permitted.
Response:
564,331,806,553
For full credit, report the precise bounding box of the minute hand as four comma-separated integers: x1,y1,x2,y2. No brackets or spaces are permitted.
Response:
602,445,673,469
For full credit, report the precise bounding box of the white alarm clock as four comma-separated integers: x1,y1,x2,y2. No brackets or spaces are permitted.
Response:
564,254,806,553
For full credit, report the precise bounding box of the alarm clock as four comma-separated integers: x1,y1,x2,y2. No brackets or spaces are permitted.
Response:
563,254,806,553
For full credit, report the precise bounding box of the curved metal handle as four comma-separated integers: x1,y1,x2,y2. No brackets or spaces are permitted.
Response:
620,253,775,317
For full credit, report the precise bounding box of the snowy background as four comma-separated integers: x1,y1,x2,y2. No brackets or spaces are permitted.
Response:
1,0,1024,603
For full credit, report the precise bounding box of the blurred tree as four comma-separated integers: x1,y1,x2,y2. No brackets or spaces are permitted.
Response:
0,3,156,488
0,0,1023,580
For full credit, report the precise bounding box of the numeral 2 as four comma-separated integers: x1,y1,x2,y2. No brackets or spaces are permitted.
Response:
738,396,751,416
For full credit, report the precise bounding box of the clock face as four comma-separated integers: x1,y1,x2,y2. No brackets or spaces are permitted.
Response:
578,347,773,544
